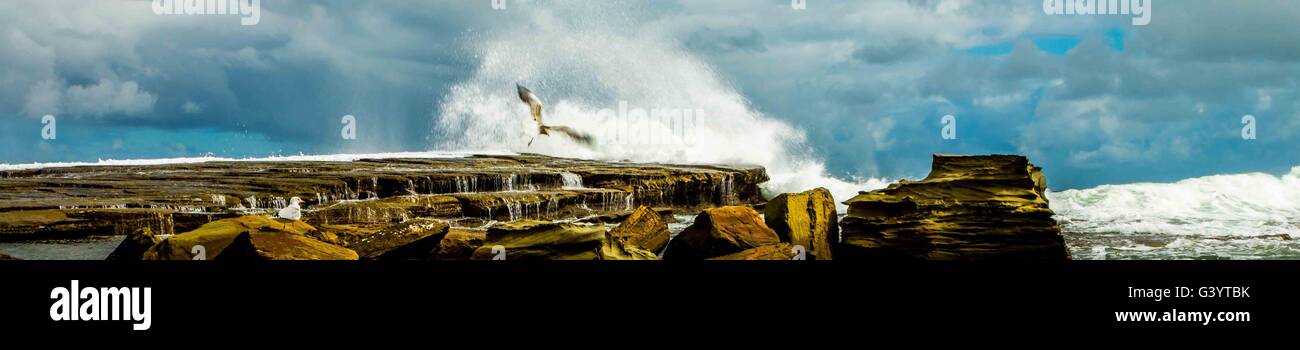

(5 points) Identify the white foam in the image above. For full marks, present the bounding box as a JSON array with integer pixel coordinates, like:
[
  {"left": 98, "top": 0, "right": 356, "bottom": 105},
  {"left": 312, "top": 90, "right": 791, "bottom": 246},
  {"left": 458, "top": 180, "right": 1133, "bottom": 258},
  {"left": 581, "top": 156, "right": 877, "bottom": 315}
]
[
  {"left": 432, "top": 3, "right": 887, "bottom": 208},
  {"left": 1048, "top": 166, "right": 1300, "bottom": 237}
]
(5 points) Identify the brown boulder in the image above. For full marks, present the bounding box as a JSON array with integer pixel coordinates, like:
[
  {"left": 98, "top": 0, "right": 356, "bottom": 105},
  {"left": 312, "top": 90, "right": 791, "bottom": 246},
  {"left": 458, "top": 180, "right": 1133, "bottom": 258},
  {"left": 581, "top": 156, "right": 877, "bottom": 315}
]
[
  {"left": 350, "top": 219, "right": 450, "bottom": 260},
  {"left": 765, "top": 188, "right": 838, "bottom": 260},
  {"left": 662, "top": 206, "right": 781, "bottom": 260},
  {"left": 608, "top": 206, "right": 670, "bottom": 253},
  {"left": 436, "top": 229, "right": 486, "bottom": 260}
]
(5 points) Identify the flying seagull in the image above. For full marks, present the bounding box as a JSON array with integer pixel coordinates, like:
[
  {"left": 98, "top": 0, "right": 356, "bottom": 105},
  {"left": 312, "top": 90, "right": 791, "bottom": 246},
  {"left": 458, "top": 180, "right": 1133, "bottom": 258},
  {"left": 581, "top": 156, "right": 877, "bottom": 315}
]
[{"left": 517, "top": 84, "right": 595, "bottom": 147}]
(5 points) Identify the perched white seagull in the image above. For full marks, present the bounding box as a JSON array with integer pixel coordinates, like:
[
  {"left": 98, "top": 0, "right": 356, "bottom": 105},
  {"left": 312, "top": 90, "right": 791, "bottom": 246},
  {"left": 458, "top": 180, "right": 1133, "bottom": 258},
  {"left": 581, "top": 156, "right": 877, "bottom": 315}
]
[
  {"left": 517, "top": 84, "right": 595, "bottom": 147},
  {"left": 277, "top": 197, "right": 303, "bottom": 221}
]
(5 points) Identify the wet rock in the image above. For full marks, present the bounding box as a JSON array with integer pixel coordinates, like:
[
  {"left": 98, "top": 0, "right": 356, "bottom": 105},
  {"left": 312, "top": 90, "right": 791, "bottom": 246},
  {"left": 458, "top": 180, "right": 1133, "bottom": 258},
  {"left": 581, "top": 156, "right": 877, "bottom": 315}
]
[
  {"left": 574, "top": 207, "right": 675, "bottom": 224},
  {"left": 707, "top": 243, "right": 797, "bottom": 260},
  {"left": 349, "top": 218, "right": 450, "bottom": 260},
  {"left": 0, "top": 154, "right": 768, "bottom": 243},
  {"left": 839, "top": 154, "right": 1070, "bottom": 260},
  {"left": 764, "top": 188, "right": 838, "bottom": 260},
  {"left": 0, "top": 252, "right": 18, "bottom": 260},
  {"left": 436, "top": 229, "right": 486, "bottom": 260},
  {"left": 608, "top": 206, "right": 671, "bottom": 253},
  {"left": 305, "top": 195, "right": 461, "bottom": 225},
  {"left": 663, "top": 206, "right": 782, "bottom": 260},
  {"left": 106, "top": 227, "right": 162, "bottom": 261},
  {"left": 470, "top": 220, "right": 605, "bottom": 260},
  {"left": 0, "top": 209, "right": 225, "bottom": 242},
  {"left": 141, "top": 216, "right": 339, "bottom": 260},
  {"left": 467, "top": 220, "right": 653, "bottom": 260}
]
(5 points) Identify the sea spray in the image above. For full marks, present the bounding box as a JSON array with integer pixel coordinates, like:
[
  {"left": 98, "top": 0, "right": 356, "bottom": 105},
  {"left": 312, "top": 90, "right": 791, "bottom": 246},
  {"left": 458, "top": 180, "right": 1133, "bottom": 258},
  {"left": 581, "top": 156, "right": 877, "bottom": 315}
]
[{"left": 432, "top": 2, "right": 888, "bottom": 208}]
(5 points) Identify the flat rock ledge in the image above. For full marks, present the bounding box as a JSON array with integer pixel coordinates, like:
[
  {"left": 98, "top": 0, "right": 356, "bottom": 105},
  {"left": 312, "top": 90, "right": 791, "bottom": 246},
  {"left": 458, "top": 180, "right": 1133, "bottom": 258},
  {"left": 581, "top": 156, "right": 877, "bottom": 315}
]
[{"left": 0, "top": 154, "right": 766, "bottom": 241}]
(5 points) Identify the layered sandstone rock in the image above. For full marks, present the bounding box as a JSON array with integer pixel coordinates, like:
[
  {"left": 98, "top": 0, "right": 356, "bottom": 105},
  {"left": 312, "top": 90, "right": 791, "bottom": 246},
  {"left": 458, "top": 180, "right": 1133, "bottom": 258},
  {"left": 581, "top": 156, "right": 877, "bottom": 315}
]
[
  {"left": 838, "top": 154, "right": 1069, "bottom": 260},
  {"left": 608, "top": 206, "right": 671, "bottom": 253},
  {"left": 0, "top": 154, "right": 766, "bottom": 241},
  {"left": 764, "top": 188, "right": 838, "bottom": 260},
  {"left": 662, "top": 206, "right": 782, "bottom": 260},
  {"left": 469, "top": 220, "right": 656, "bottom": 260}
]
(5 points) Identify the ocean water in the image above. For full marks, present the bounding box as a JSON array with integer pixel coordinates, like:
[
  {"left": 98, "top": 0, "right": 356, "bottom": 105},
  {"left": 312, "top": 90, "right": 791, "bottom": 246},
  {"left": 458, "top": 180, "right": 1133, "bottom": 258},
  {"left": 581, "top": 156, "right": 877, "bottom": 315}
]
[
  {"left": 1049, "top": 166, "right": 1300, "bottom": 260},
  {"left": 0, "top": 235, "right": 124, "bottom": 260}
]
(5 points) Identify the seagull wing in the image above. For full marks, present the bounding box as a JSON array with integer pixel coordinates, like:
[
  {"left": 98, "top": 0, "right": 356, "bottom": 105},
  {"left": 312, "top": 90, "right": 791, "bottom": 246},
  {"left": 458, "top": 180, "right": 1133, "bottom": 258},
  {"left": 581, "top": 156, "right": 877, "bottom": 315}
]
[
  {"left": 543, "top": 125, "right": 595, "bottom": 146},
  {"left": 517, "top": 85, "right": 544, "bottom": 126},
  {"left": 277, "top": 206, "right": 301, "bottom": 221}
]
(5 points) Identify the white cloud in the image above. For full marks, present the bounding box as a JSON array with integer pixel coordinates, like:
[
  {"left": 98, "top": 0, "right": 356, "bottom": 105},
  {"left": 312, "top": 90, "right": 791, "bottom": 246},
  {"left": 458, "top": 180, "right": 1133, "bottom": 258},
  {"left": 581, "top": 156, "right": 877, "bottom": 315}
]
[
  {"left": 22, "top": 79, "right": 63, "bottom": 117},
  {"left": 63, "top": 79, "right": 158, "bottom": 117}
]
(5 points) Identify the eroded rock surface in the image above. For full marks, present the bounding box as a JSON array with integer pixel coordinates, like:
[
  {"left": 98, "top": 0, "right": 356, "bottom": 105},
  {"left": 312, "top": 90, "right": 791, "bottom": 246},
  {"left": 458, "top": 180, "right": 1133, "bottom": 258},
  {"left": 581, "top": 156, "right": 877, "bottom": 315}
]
[{"left": 838, "top": 154, "right": 1070, "bottom": 260}]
